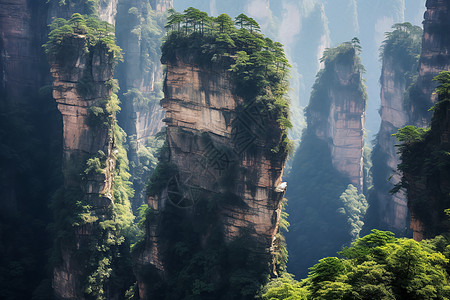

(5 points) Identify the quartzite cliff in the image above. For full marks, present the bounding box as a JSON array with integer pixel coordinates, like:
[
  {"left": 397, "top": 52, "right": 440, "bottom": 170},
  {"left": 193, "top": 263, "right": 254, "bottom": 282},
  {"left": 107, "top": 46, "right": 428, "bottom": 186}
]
[
  {"left": 286, "top": 42, "right": 368, "bottom": 278},
  {"left": 366, "top": 23, "right": 422, "bottom": 236},
  {"left": 134, "top": 28, "right": 290, "bottom": 297},
  {"left": 407, "top": 0, "right": 450, "bottom": 240}
]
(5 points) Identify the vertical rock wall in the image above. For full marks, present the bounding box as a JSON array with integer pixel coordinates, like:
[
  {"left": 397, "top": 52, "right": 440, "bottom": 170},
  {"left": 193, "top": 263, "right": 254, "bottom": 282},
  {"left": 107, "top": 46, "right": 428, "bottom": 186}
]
[
  {"left": 47, "top": 0, "right": 118, "bottom": 24},
  {"left": 366, "top": 23, "right": 422, "bottom": 236},
  {"left": 408, "top": 0, "right": 450, "bottom": 239},
  {"left": 161, "top": 60, "right": 286, "bottom": 241},
  {"left": 136, "top": 56, "right": 288, "bottom": 298},
  {"left": 49, "top": 35, "right": 117, "bottom": 300},
  {"left": 374, "top": 54, "right": 411, "bottom": 233},
  {"left": 308, "top": 48, "right": 366, "bottom": 191}
]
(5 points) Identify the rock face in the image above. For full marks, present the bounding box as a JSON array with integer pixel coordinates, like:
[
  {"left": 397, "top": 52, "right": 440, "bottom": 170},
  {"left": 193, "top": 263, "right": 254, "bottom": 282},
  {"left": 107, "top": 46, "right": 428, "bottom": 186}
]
[
  {"left": 115, "top": 0, "right": 171, "bottom": 209},
  {"left": 366, "top": 23, "right": 422, "bottom": 236},
  {"left": 162, "top": 60, "right": 286, "bottom": 240},
  {"left": 116, "top": 0, "right": 169, "bottom": 144},
  {"left": 413, "top": 0, "right": 450, "bottom": 126},
  {"left": 0, "top": 0, "right": 48, "bottom": 102},
  {"left": 136, "top": 56, "right": 288, "bottom": 298},
  {"left": 308, "top": 47, "right": 366, "bottom": 191},
  {"left": 407, "top": 0, "right": 450, "bottom": 239},
  {"left": 49, "top": 35, "right": 117, "bottom": 300},
  {"left": 372, "top": 55, "right": 411, "bottom": 233},
  {"left": 47, "top": 0, "right": 118, "bottom": 24},
  {"left": 286, "top": 42, "right": 367, "bottom": 278}
]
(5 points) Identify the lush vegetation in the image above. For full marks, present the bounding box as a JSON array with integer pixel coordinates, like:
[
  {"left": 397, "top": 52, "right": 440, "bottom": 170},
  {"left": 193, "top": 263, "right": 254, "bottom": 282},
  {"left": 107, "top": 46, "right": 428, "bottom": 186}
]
[
  {"left": 286, "top": 41, "right": 368, "bottom": 278},
  {"left": 392, "top": 71, "right": 450, "bottom": 237},
  {"left": 379, "top": 23, "right": 422, "bottom": 88},
  {"left": 306, "top": 39, "right": 366, "bottom": 117},
  {"left": 264, "top": 229, "right": 450, "bottom": 300},
  {"left": 161, "top": 8, "right": 291, "bottom": 147}
]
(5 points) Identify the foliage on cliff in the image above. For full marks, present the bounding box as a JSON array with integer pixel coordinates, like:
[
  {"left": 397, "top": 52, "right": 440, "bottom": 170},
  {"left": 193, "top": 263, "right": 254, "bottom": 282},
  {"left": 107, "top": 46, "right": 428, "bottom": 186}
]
[
  {"left": 393, "top": 71, "right": 450, "bottom": 237},
  {"left": 262, "top": 230, "right": 450, "bottom": 300},
  {"left": 364, "top": 22, "right": 422, "bottom": 235},
  {"left": 161, "top": 8, "right": 291, "bottom": 144},
  {"left": 286, "top": 41, "right": 367, "bottom": 278},
  {"left": 114, "top": 1, "right": 167, "bottom": 211},
  {"left": 44, "top": 14, "right": 138, "bottom": 298},
  {"left": 306, "top": 39, "right": 367, "bottom": 117},
  {"left": 379, "top": 23, "right": 422, "bottom": 87},
  {"left": 43, "top": 13, "right": 122, "bottom": 63},
  {"left": 133, "top": 8, "right": 291, "bottom": 300}
]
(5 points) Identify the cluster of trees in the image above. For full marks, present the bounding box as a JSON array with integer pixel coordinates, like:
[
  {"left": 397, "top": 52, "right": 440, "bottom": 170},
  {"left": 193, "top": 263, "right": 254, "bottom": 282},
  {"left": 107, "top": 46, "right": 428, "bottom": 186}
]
[
  {"left": 262, "top": 230, "right": 450, "bottom": 299},
  {"left": 307, "top": 41, "right": 366, "bottom": 117},
  {"left": 43, "top": 13, "right": 122, "bottom": 63},
  {"left": 380, "top": 23, "right": 422, "bottom": 85}
]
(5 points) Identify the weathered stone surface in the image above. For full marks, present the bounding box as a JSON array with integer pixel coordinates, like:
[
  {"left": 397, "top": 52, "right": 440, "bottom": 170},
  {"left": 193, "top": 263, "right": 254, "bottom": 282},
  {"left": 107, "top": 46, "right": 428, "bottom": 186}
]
[
  {"left": 0, "top": 0, "right": 48, "bottom": 101},
  {"left": 413, "top": 0, "right": 450, "bottom": 126},
  {"left": 49, "top": 35, "right": 116, "bottom": 300},
  {"left": 116, "top": 0, "right": 171, "bottom": 145},
  {"left": 47, "top": 0, "right": 118, "bottom": 25},
  {"left": 371, "top": 54, "right": 411, "bottom": 234},
  {"left": 136, "top": 57, "right": 287, "bottom": 296},
  {"left": 407, "top": 0, "right": 450, "bottom": 239},
  {"left": 161, "top": 60, "right": 286, "bottom": 240},
  {"left": 310, "top": 57, "right": 366, "bottom": 191}
]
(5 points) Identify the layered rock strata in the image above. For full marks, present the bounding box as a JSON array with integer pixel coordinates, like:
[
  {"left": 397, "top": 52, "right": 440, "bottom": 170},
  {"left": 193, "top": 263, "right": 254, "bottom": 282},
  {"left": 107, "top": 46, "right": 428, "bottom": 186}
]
[
  {"left": 49, "top": 34, "right": 117, "bottom": 300},
  {"left": 136, "top": 57, "right": 288, "bottom": 298},
  {"left": 367, "top": 23, "right": 422, "bottom": 236},
  {"left": 412, "top": 0, "right": 450, "bottom": 126},
  {"left": 308, "top": 47, "right": 366, "bottom": 191},
  {"left": 373, "top": 55, "right": 411, "bottom": 234},
  {"left": 408, "top": 0, "right": 450, "bottom": 239}
]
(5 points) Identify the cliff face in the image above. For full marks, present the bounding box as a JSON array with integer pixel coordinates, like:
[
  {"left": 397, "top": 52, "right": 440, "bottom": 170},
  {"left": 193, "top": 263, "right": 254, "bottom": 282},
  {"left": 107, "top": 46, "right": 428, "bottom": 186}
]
[
  {"left": 162, "top": 60, "right": 286, "bottom": 241},
  {"left": 49, "top": 34, "right": 117, "bottom": 300},
  {"left": 136, "top": 54, "right": 288, "bottom": 298},
  {"left": 373, "top": 55, "right": 410, "bottom": 233},
  {"left": 308, "top": 48, "right": 366, "bottom": 191},
  {"left": 286, "top": 42, "right": 368, "bottom": 278},
  {"left": 397, "top": 72, "right": 450, "bottom": 240},
  {"left": 0, "top": 0, "right": 48, "bottom": 102},
  {"left": 365, "top": 23, "right": 422, "bottom": 236},
  {"left": 407, "top": 0, "right": 450, "bottom": 239},
  {"left": 47, "top": 0, "right": 118, "bottom": 24},
  {"left": 412, "top": 0, "right": 450, "bottom": 126},
  {"left": 0, "top": 2, "right": 63, "bottom": 298},
  {"left": 116, "top": 0, "right": 169, "bottom": 144}
]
